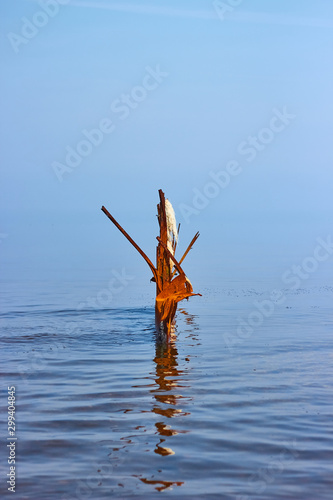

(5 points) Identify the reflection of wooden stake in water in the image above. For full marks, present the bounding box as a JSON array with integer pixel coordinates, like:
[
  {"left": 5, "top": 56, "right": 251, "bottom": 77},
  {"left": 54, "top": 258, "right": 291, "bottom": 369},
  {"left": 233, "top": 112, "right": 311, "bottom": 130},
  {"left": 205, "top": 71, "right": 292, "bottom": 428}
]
[{"left": 101, "top": 189, "right": 201, "bottom": 335}]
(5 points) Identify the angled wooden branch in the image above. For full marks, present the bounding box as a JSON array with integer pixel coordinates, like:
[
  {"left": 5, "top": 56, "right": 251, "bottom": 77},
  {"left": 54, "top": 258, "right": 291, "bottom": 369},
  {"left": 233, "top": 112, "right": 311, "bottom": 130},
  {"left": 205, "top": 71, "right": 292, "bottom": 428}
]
[
  {"left": 170, "top": 231, "right": 200, "bottom": 278},
  {"left": 178, "top": 232, "right": 200, "bottom": 266},
  {"left": 101, "top": 205, "right": 160, "bottom": 287},
  {"left": 156, "top": 237, "right": 186, "bottom": 278}
]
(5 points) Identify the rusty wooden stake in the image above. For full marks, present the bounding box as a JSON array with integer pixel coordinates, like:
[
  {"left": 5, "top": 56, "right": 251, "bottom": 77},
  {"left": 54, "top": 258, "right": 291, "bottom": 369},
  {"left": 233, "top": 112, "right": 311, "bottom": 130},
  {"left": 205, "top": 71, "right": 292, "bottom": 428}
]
[{"left": 101, "top": 189, "right": 201, "bottom": 336}]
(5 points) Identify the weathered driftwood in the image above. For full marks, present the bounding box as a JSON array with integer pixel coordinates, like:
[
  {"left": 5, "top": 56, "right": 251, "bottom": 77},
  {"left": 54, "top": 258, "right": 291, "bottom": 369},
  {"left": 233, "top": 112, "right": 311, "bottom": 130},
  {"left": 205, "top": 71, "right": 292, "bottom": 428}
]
[{"left": 101, "top": 189, "right": 200, "bottom": 335}]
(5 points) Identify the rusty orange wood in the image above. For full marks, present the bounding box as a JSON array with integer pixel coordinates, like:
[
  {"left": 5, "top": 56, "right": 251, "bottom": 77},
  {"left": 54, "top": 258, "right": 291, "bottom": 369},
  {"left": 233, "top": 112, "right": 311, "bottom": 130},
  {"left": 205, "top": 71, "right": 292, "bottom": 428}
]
[{"left": 101, "top": 189, "right": 200, "bottom": 336}]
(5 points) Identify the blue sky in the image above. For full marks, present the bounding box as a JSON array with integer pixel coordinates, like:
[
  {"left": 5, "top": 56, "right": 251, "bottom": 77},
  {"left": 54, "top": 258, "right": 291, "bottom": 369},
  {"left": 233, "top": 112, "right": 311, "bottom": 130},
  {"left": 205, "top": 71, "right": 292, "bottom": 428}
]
[{"left": 1, "top": 0, "right": 333, "bottom": 286}]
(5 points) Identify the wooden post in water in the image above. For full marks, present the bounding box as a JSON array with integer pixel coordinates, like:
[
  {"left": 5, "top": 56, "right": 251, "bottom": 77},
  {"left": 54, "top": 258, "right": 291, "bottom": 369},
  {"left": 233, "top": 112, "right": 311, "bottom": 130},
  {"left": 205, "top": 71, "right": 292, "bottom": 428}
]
[{"left": 101, "top": 189, "right": 201, "bottom": 336}]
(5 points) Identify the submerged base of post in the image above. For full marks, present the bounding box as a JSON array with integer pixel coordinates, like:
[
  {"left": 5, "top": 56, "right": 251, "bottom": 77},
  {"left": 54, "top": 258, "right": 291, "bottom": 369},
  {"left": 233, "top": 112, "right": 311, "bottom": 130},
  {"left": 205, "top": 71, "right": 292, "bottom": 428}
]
[{"left": 155, "top": 298, "right": 178, "bottom": 336}]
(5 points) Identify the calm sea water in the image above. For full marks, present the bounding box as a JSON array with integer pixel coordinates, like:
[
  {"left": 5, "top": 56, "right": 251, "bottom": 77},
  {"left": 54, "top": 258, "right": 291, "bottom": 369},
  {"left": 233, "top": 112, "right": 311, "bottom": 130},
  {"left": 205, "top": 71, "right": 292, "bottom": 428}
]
[{"left": 1, "top": 278, "right": 333, "bottom": 499}]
